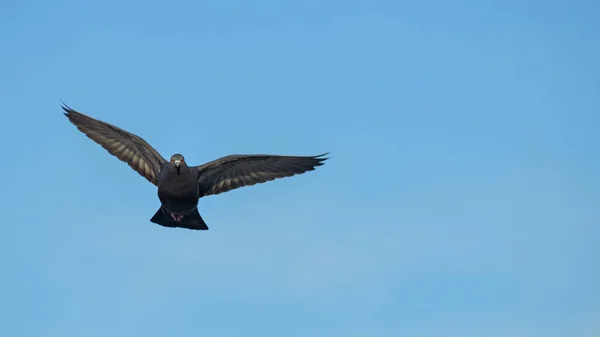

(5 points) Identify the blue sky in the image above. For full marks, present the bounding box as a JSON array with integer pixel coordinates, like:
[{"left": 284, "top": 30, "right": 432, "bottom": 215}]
[{"left": 1, "top": 0, "right": 599, "bottom": 336}]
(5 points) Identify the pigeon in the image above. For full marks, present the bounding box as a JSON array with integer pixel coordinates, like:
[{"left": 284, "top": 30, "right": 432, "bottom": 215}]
[{"left": 62, "top": 103, "right": 329, "bottom": 230}]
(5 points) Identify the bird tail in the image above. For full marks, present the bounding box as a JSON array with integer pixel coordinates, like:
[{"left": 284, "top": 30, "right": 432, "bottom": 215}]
[
  {"left": 150, "top": 207, "right": 209, "bottom": 230},
  {"left": 186, "top": 209, "right": 209, "bottom": 230}
]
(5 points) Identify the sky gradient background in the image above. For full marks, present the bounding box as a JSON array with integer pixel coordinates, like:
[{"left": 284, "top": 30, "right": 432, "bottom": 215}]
[{"left": 1, "top": 0, "right": 599, "bottom": 336}]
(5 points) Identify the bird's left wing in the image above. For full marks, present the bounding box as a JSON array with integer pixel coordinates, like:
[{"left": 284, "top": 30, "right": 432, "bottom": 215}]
[
  {"left": 62, "top": 104, "right": 167, "bottom": 186},
  {"left": 194, "top": 153, "right": 329, "bottom": 197}
]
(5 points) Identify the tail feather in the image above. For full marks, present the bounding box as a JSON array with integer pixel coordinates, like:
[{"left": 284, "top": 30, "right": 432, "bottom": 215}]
[{"left": 150, "top": 207, "right": 209, "bottom": 230}]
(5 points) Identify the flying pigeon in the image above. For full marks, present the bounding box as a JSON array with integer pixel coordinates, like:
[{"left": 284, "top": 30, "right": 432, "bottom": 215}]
[{"left": 62, "top": 103, "right": 329, "bottom": 230}]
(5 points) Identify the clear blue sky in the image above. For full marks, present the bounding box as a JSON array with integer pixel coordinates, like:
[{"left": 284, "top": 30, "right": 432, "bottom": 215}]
[{"left": 1, "top": 0, "right": 598, "bottom": 336}]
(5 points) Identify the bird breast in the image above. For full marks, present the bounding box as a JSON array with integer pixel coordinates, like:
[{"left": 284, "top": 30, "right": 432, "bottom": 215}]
[{"left": 158, "top": 178, "right": 198, "bottom": 199}]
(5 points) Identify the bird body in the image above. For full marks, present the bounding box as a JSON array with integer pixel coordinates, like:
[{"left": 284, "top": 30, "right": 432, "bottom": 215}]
[
  {"left": 62, "top": 103, "right": 328, "bottom": 230},
  {"left": 157, "top": 160, "right": 199, "bottom": 213},
  {"left": 153, "top": 158, "right": 207, "bottom": 229}
]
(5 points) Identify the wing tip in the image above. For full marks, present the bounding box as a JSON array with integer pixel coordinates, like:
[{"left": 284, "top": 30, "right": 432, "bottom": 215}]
[
  {"left": 313, "top": 152, "right": 330, "bottom": 165},
  {"left": 60, "top": 99, "right": 77, "bottom": 117}
]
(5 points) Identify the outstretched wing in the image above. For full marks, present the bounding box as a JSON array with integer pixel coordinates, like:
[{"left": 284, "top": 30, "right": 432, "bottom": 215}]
[
  {"left": 194, "top": 153, "right": 329, "bottom": 197},
  {"left": 62, "top": 103, "right": 167, "bottom": 186}
]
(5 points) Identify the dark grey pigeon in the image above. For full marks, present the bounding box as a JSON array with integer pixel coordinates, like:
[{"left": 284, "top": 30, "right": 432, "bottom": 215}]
[{"left": 62, "top": 103, "right": 329, "bottom": 230}]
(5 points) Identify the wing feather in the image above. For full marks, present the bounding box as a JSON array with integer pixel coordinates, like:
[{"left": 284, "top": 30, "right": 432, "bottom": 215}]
[
  {"left": 194, "top": 153, "right": 329, "bottom": 197},
  {"left": 62, "top": 103, "right": 167, "bottom": 185}
]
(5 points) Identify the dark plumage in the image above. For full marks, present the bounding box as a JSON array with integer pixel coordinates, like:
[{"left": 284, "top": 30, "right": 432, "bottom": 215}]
[{"left": 62, "top": 103, "right": 329, "bottom": 230}]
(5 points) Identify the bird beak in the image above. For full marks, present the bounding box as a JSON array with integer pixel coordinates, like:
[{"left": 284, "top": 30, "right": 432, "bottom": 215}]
[{"left": 174, "top": 160, "right": 181, "bottom": 174}]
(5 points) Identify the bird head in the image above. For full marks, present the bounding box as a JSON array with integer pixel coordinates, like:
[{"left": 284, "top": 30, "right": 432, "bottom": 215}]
[{"left": 170, "top": 154, "right": 185, "bottom": 174}]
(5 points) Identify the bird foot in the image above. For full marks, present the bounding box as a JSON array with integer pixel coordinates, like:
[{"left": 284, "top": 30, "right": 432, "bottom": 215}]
[{"left": 170, "top": 213, "right": 184, "bottom": 222}]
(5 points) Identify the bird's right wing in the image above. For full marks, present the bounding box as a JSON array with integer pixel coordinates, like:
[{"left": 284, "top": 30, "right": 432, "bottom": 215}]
[
  {"left": 194, "top": 153, "right": 329, "bottom": 197},
  {"left": 63, "top": 103, "right": 167, "bottom": 186}
]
